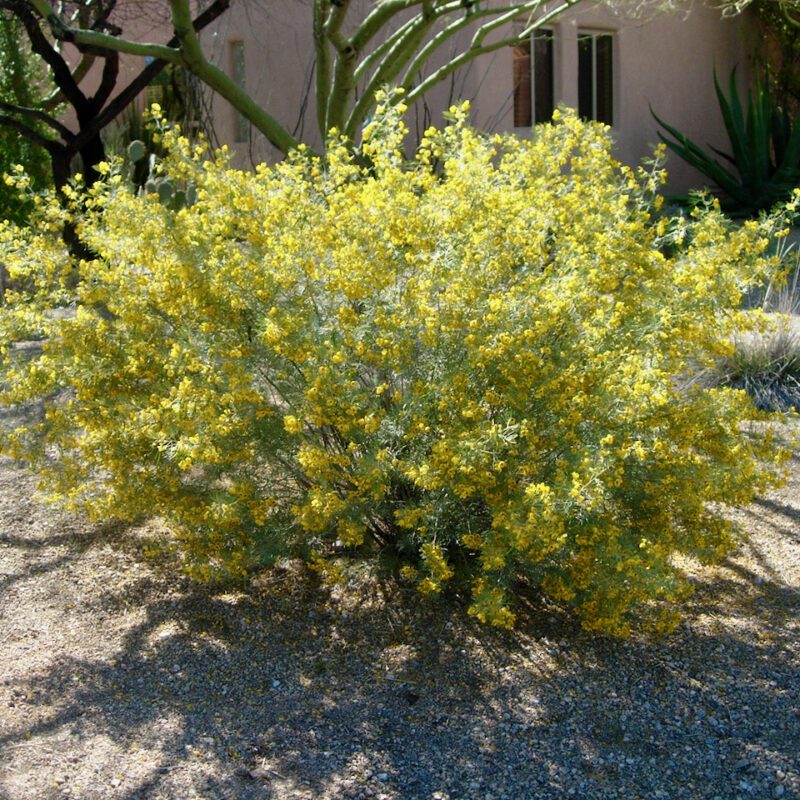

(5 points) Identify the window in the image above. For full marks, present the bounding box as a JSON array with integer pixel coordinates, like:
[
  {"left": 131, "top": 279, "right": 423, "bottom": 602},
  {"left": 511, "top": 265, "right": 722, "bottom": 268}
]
[
  {"left": 577, "top": 31, "right": 613, "bottom": 125},
  {"left": 512, "top": 41, "right": 531, "bottom": 127},
  {"left": 230, "top": 41, "right": 249, "bottom": 143},
  {"left": 512, "top": 29, "right": 554, "bottom": 127}
]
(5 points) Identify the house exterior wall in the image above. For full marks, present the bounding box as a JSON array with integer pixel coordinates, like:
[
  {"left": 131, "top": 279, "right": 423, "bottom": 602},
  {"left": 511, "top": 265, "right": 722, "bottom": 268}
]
[
  {"left": 198, "top": 1, "right": 755, "bottom": 193},
  {"left": 466, "top": 4, "right": 757, "bottom": 192}
]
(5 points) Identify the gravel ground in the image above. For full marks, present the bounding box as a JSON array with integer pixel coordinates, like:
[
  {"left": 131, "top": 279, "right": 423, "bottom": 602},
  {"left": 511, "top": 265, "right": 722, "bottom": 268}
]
[{"left": 0, "top": 424, "right": 799, "bottom": 800}]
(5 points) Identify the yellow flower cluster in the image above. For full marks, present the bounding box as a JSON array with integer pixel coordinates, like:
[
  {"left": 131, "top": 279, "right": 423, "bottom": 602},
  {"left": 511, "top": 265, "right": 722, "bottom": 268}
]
[{"left": 0, "top": 104, "right": 789, "bottom": 633}]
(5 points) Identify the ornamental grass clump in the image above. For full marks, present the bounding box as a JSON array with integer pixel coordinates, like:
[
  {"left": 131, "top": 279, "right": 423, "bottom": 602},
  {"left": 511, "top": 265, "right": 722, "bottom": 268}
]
[
  {"left": 0, "top": 102, "right": 790, "bottom": 635},
  {"left": 712, "top": 325, "right": 800, "bottom": 412}
]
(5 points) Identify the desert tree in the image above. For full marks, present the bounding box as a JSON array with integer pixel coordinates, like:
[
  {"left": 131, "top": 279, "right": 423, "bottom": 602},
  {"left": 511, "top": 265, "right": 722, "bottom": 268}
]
[
  {"left": 0, "top": 0, "right": 230, "bottom": 193},
  {"left": 23, "top": 0, "right": 587, "bottom": 157}
]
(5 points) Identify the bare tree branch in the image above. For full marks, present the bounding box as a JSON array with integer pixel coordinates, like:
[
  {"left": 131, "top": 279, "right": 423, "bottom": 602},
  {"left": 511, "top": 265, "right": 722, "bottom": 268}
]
[
  {"left": 314, "top": 0, "right": 332, "bottom": 136},
  {"left": 89, "top": 49, "right": 119, "bottom": 112},
  {"left": 354, "top": 13, "right": 420, "bottom": 83},
  {"left": 0, "top": 112, "right": 59, "bottom": 152},
  {"left": 325, "top": 0, "right": 358, "bottom": 131},
  {"left": 168, "top": 0, "right": 301, "bottom": 154},
  {"left": 5, "top": 0, "right": 608, "bottom": 165},
  {"left": 347, "top": 7, "right": 440, "bottom": 137},
  {"left": 405, "top": 0, "right": 581, "bottom": 107},
  {"left": 27, "top": 0, "right": 180, "bottom": 59},
  {"left": 6, "top": 0, "right": 87, "bottom": 111},
  {"left": 0, "top": 99, "right": 71, "bottom": 137},
  {"left": 400, "top": 1, "right": 538, "bottom": 87},
  {"left": 70, "top": 0, "right": 230, "bottom": 153}
]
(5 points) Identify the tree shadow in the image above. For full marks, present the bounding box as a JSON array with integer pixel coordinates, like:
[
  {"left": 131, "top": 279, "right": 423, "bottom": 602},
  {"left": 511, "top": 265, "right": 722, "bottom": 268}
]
[
  {"left": 0, "top": 543, "right": 797, "bottom": 800},
  {"left": 0, "top": 469, "right": 798, "bottom": 799},
  {"left": 0, "top": 520, "right": 135, "bottom": 600},
  {"left": 750, "top": 496, "right": 800, "bottom": 540}
]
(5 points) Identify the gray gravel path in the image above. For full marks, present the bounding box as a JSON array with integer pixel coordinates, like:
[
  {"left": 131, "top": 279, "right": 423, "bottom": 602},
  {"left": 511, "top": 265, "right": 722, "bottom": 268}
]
[{"left": 0, "top": 434, "right": 799, "bottom": 800}]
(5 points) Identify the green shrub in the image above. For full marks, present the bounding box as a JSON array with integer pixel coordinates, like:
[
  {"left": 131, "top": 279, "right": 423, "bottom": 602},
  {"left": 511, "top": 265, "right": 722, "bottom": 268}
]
[{"left": 0, "top": 103, "right": 790, "bottom": 635}]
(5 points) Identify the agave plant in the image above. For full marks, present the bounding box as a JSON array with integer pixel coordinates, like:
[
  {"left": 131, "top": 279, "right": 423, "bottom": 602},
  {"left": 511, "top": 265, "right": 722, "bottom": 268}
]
[{"left": 653, "top": 69, "right": 800, "bottom": 216}]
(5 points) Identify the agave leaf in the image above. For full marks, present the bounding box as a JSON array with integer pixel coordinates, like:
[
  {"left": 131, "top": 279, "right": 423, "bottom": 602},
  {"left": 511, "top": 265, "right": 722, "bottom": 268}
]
[
  {"left": 774, "top": 130, "right": 800, "bottom": 175},
  {"left": 772, "top": 108, "right": 792, "bottom": 165},
  {"left": 652, "top": 107, "right": 747, "bottom": 202},
  {"left": 770, "top": 110, "right": 800, "bottom": 197},
  {"left": 654, "top": 68, "right": 800, "bottom": 215},
  {"left": 714, "top": 68, "right": 753, "bottom": 188},
  {"left": 749, "top": 73, "right": 773, "bottom": 191},
  {"left": 707, "top": 144, "right": 737, "bottom": 167},
  {"left": 765, "top": 168, "right": 800, "bottom": 209}
]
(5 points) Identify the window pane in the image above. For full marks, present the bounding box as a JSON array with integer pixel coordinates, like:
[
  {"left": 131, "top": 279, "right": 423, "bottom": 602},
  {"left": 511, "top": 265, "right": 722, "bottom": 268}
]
[
  {"left": 595, "top": 34, "right": 613, "bottom": 125},
  {"left": 577, "top": 34, "right": 593, "bottom": 121},
  {"left": 533, "top": 30, "right": 554, "bottom": 123},
  {"left": 512, "top": 41, "right": 532, "bottom": 127}
]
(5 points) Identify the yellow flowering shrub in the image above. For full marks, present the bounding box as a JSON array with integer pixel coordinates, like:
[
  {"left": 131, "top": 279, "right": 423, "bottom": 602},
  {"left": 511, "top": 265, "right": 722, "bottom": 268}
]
[{"left": 0, "top": 103, "right": 789, "bottom": 635}]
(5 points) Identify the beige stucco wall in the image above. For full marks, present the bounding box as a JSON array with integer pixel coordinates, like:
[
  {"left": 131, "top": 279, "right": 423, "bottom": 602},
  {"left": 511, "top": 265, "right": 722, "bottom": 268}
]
[
  {"left": 198, "top": 0, "right": 318, "bottom": 159},
  {"left": 197, "top": 0, "right": 470, "bottom": 161},
  {"left": 465, "top": 4, "right": 757, "bottom": 192},
  {"left": 63, "top": 1, "right": 753, "bottom": 193},
  {"left": 198, "top": 0, "right": 755, "bottom": 194}
]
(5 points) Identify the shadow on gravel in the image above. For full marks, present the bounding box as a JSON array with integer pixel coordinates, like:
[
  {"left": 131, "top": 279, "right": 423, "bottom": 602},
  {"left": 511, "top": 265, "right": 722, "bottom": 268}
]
[
  {"left": 0, "top": 489, "right": 798, "bottom": 799},
  {"left": 748, "top": 497, "right": 800, "bottom": 544},
  {"left": 0, "top": 521, "right": 134, "bottom": 600}
]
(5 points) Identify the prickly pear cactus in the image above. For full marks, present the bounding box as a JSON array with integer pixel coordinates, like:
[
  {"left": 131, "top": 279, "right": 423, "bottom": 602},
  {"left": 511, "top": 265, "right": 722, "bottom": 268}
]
[{"left": 127, "top": 138, "right": 194, "bottom": 210}]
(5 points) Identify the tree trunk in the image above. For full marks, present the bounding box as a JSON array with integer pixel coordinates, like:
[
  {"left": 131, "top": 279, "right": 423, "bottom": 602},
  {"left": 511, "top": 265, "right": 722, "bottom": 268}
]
[
  {"left": 77, "top": 130, "right": 106, "bottom": 188},
  {"left": 50, "top": 148, "right": 94, "bottom": 275},
  {"left": 0, "top": 260, "right": 8, "bottom": 305}
]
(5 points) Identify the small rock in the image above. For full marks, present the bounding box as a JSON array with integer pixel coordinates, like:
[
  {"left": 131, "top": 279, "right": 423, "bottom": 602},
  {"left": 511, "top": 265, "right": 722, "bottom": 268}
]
[
  {"left": 376, "top": 772, "right": 388, "bottom": 782},
  {"left": 272, "top": 679, "right": 281, "bottom": 688},
  {"left": 774, "top": 786, "right": 785, "bottom": 798},
  {"left": 250, "top": 766, "right": 283, "bottom": 781}
]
